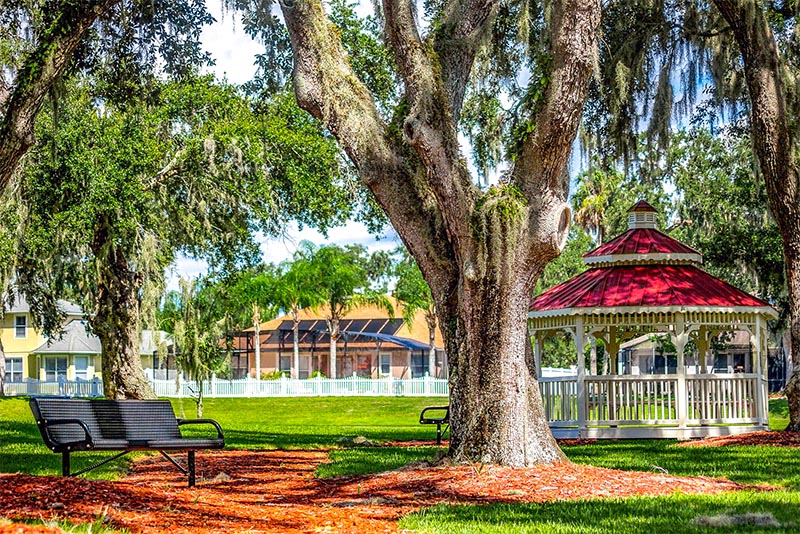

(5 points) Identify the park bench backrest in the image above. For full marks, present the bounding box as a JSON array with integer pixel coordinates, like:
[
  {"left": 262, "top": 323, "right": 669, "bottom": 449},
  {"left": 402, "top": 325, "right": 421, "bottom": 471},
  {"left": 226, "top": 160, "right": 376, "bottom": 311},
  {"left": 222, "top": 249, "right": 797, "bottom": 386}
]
[{"left": 30, "top": 398, "right": 182, "bottom": 447}]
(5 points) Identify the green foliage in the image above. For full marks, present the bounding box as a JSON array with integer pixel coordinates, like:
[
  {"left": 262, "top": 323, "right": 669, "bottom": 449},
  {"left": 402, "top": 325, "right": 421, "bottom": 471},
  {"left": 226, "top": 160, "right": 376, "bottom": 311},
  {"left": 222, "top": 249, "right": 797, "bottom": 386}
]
[
  {"left": 328, "top": 0, "right": 398, "bottom": 114},
  {"left": 303, "top": 242, "right": 395, "bottom": 322},
  {"left": 394, "top": 248, "right": 435, "bottom": 332},
  {"left": 475, "top": 184, "right": 528, "bottom": 222},
  {"left": 172, "top": 279, "right": 227, "bottom": 380},
  {"left": 668, "top": 129, "right": 784, "bottom": 306}
]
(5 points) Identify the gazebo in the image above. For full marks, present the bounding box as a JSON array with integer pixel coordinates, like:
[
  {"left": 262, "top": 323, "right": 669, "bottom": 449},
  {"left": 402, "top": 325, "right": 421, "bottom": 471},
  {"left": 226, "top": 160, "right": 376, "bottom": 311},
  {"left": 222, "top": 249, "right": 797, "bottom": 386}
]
[{"left": 529, "top": 201, "right": 777, "bottom": 439}]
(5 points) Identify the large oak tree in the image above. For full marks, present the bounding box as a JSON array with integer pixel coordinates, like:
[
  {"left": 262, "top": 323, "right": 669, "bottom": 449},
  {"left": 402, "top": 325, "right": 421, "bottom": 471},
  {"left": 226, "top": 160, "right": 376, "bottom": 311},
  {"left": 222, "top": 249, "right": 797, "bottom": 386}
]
[{"left": 271, "top": 0, "right": 600, "bottom": 464}]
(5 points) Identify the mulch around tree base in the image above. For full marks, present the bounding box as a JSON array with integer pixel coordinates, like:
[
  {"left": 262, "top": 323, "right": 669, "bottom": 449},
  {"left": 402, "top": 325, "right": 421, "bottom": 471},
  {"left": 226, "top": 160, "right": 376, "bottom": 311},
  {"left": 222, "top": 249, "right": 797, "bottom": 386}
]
[
  {"left": 0, "top": 449, "right": 760, "bottom": 534},
  {"left": 677, "top": 430, "right": 800, "bottom": 448}
]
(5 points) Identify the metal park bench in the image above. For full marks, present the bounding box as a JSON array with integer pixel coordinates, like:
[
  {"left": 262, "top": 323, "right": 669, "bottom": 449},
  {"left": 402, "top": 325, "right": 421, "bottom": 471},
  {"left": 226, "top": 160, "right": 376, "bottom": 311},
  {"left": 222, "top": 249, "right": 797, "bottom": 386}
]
[
  {"left": 419, "top": 405, "right": 449, "bottom": 445},
  {"left": 30, "top": 398, "right": 224, "bottom": 487}
]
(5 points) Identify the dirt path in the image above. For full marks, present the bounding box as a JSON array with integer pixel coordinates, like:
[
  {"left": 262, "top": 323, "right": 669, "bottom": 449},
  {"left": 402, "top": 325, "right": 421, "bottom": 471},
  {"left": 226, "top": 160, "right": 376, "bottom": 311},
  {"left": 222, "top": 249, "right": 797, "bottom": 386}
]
[{"left": 0, "top": 449, "right": 756, "bottom": 533}]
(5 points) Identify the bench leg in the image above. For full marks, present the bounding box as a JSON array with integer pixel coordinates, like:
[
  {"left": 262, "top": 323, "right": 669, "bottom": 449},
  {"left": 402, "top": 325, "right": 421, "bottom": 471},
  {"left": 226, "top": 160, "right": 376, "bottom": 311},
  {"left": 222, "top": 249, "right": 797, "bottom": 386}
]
[
  {"left": 62, "top": 451, "right": 70, "bottom": 477},
  {"left": 188, "top": 450, "right": 196, "bottom": 487},
  {"left": 436, "top": 424, "right": 442, "bottom": 446}
]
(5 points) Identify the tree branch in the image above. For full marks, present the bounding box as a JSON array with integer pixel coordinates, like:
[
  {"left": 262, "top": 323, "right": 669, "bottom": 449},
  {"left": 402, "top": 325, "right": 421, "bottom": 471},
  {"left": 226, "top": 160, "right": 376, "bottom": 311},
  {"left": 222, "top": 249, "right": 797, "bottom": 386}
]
[
  {"left": 0, "top": 0, "right": 120, "bottom": 192},
  {"left": 711, "top": 0, "right": 799, "bottom": 212},
  {"left": 433, "top": 0, "right": 500, "bottom": 122},
  {"left": 511, "top": 0, "right": 600, "bottom": 253},
  {"left": 382, "top": 0, "right": 477, "bottom": 256},
  {"left": 0, "top": 77, "right": 10, "bottom": 111},
  {"left": 279, "top": 0, "right": 457, "bottom": 290}
]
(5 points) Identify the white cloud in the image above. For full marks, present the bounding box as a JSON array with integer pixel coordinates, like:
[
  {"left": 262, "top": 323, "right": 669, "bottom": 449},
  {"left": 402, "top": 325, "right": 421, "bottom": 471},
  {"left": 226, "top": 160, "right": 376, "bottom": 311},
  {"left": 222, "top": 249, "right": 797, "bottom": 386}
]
[{"left": 200, "top": 2, "right": 263, "bottom": 85}]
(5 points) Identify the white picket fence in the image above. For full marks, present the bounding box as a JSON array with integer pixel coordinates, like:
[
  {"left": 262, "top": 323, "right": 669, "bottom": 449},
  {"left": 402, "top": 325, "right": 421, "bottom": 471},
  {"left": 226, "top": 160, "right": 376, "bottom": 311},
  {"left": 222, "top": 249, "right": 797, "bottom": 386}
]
[
  {"left": 4, "top": 367, "right": 575, "bottom": 399},
  {"left": 150, "top": 373, "right": 450, "bottom": 398}
]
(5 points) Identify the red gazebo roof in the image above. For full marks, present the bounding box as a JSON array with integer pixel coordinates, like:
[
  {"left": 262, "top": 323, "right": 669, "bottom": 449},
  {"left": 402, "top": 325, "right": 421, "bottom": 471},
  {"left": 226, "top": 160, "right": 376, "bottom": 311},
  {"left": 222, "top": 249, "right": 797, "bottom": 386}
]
[
  {"left": 584, "top": 228, "right": 702, "bottom": 264},
  {"left": 530, "top": 264, "right": 773, "bottom": 314},
  {"left": 530, "top": 201, "right": 776, "bottom": 318}
]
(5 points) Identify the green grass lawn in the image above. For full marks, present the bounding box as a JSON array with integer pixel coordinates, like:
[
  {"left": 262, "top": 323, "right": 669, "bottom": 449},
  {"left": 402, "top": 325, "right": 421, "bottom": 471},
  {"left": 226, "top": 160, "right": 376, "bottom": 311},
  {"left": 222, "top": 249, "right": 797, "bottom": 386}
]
[{"left": 1, "top": 395, "right": 797, "bottom": 532}]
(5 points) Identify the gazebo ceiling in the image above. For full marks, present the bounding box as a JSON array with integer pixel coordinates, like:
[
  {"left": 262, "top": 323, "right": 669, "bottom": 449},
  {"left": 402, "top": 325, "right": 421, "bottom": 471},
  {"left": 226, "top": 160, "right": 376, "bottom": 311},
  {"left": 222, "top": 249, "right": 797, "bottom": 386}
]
[{"left": 529, "top": 201, "right": 778, "bottom": 328}]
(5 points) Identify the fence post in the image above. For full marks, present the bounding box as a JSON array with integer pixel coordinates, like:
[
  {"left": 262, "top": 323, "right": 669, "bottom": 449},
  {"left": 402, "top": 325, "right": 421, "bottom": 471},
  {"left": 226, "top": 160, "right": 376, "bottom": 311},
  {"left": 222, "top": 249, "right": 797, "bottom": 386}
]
[
  {"left": 91, "top": 377, "right": 101, "bottom": 397},
  {"left": 424, "top": 372, "right": 430, "bottom": 396},
  {"left": 211, "top": 373, "right": 217, "bottom": 398},
  {"left": 177, "top": 373, "right": 184, "bottom": 399}
]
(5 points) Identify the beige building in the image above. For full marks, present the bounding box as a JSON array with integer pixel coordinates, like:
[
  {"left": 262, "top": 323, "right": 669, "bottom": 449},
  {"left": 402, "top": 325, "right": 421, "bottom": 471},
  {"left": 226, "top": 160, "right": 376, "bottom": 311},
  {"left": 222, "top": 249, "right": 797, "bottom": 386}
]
[{"left": 232, "top": 298, "right": 446, "bottom": 380}]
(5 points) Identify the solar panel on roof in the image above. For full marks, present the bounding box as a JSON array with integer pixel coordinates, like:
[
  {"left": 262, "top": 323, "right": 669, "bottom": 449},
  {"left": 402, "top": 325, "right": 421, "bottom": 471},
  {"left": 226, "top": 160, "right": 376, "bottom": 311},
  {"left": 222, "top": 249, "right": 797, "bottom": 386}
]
[
  {"left": 362, "top": 319, "right": 387, "bottom": 333},
  {"left": 347, "top": 319, "right": 370, "bottom": 332},
  {"left": 380, "top": 319, "right": 403, "bottom": 334}
]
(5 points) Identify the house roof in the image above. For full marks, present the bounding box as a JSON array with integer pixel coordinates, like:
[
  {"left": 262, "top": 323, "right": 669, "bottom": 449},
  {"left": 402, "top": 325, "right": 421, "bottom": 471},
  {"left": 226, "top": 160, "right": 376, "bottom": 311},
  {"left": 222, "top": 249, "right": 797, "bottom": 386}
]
[
  {"left": 234, "top": 297, "right": 443, "bottom": 352},
  {"left": 254, "top": 296, "right": 444, "bottom": 348},
  {"left": 33, "top": 319, "right": 170, "bottom": 355},
  {"left": 33, "top": 319, "right": 101, "bottom": 354},
  {"left": 3, "top": 292, "right": 83, "bottom": 315}
]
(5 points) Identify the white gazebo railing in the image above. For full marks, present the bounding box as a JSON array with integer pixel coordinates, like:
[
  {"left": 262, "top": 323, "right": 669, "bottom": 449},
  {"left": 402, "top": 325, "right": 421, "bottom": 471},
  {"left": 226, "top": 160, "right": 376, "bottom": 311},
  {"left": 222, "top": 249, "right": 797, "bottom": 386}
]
[{"left": 539, "top": 372, "right": 766, "bottom": 439}]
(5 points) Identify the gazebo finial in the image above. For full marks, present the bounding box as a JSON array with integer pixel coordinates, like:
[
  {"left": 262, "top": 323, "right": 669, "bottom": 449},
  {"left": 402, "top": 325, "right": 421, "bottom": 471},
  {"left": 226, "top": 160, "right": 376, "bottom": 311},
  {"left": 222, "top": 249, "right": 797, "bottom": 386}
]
[{"left": 627, "top": 200, "right": 658, "bottom": 229}]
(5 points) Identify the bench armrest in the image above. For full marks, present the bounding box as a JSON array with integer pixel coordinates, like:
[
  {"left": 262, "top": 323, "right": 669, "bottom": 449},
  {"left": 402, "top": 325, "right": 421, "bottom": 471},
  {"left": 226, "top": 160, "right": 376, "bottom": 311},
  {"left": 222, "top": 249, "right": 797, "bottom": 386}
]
[
  {"left": 177, "top": 418, "right": 224, "bottom": 440},
  {"left": 420, "top": 406, "right": 449, "bottom": 424},
  {"left": 42, "top": 418, "right": 94, "bottom": 447}
]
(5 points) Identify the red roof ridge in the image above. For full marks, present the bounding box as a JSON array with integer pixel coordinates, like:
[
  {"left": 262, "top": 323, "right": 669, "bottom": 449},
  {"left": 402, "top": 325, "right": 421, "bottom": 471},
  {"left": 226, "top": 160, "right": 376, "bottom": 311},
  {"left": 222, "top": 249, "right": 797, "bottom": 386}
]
[{"left": 628, "top": 200, "right": 657, "bottom": 212}]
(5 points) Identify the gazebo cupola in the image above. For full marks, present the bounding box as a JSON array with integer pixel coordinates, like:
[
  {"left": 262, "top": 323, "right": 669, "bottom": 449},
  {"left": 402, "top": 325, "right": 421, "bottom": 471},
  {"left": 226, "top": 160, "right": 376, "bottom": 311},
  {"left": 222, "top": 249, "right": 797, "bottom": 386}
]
[{"left": 528, "top": 201, "right": 777, "bottom": 440}]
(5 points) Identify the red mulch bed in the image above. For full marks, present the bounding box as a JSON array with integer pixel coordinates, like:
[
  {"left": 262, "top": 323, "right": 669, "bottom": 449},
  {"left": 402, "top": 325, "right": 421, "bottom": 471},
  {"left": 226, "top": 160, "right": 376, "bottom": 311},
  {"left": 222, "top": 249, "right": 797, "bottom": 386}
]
[
  {"left": 0, "top": 448, "right": 759, "bottom": 534},
  {"left": 678, "top": 430, "right": 800, "bottom": 448}
]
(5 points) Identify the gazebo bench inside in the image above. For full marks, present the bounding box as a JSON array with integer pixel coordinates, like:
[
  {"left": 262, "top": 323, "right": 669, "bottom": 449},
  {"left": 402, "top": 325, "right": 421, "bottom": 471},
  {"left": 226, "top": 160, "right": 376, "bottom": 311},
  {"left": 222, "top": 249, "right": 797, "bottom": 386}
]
[{"left": 30, "top": 398, "right": 224, "bottom": 487}]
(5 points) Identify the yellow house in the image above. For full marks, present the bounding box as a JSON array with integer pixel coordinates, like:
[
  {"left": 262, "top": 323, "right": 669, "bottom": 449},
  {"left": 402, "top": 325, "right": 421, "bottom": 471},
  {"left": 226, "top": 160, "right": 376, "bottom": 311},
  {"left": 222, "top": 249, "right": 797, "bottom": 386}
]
[
  {"left": 30, "top": 319, "right": 103, "bottom": 381},
  {"left": 1, "top": 293, "right": 84, "bottom": 383}
]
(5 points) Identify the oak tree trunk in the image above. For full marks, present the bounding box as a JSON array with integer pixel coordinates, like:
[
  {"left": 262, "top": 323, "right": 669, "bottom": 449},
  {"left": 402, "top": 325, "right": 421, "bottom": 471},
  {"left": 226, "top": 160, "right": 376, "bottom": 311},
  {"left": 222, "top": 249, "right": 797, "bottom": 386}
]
[
  {"left": 712, "top": 0, "right": 800, "bottom": 430},
  {"left": 90, "top": 225, "right": 155, "bottom": 400},
  {"left": 445, "top": 266, "right": 564, "bottom": 464},
  {"left": 279, "top": 0, "right": 599, "bottom": 463}
]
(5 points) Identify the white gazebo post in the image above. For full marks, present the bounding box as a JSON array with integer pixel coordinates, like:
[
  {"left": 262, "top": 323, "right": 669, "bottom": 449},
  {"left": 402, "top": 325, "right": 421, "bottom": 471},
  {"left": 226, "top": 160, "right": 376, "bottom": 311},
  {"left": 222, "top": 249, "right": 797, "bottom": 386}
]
[
  {"left": 533, "top": 330, "right": 543, "bottom": 379},
  {"left": 753, "top": 315, "right": 767, "bottom": 426},
  {"left": 573, "top": 317, "right": 587, "bottom": 431},
  {"left": 696, "top": 325, "right": 709, "bottom": 374},
  {"left": 673, "top": 313, "right": 689, "bottom": 429}
]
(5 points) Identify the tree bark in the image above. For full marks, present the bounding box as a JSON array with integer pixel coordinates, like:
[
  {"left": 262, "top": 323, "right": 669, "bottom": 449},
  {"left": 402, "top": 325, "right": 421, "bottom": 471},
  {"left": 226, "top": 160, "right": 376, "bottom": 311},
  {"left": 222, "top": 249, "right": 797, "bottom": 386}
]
[
  {"left": 90, "top": 224, "right": 156, "bottom": 400},
  {"left": 279, "top": 0, "right": 599, "bottom": 464},
  {"left": 0, "top": 338, "right": 6, "bottom": 396},
  {"left": 0, "top": 0, "right": 120, "bottom": 191},
  {"left": 328, "top": 317, "right": 340, "bottom": 378},
  {"left": 712, "top": 0, "right": 800, "bottom": 430},
  {"left": 427, "top": 310, "right": 437, "bottom": 377}
]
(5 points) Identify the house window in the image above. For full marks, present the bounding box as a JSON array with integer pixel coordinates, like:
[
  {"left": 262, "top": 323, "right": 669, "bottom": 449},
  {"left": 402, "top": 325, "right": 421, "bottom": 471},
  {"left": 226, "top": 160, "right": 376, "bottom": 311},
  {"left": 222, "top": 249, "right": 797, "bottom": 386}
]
[
  {"left": 14, "top": 316, "right": 27, "bottom": 338},
  {"left": 379, "top": 353, "right": 391, "bottom": 376},
  {"left": 74, "top": 356, "right": 89, "bottom": 380},
  {"left": 4, "top": 357, "right": 22, "bottom": 383},
  {"left": 279, "top": 354, "right": 292, "bottom": 375},
  {"left": 299, "top": 355, "right": 310, "bottom": 379},
  {"left": 411, "top": 352, "right": 426, "bottom": 378},
  {"left": 45, "top": 357, "right": 68, "bottom": 381}
]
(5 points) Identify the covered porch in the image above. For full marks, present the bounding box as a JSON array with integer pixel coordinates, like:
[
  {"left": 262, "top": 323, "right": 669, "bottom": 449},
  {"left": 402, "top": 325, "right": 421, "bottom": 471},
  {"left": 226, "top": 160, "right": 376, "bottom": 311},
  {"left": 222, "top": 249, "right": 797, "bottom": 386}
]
[{"left": 529, "top": 202, "right": 777, "bottom": 439}]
